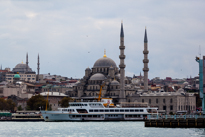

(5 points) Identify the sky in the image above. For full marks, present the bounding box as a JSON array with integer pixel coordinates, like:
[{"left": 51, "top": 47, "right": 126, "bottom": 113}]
[{"left": 0, "top": 0, "right": 205, "bottom": 80}]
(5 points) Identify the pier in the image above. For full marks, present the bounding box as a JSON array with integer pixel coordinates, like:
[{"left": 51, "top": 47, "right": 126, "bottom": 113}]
[{"left": 145, "top": 115, "right": 205, "bottom": 128}]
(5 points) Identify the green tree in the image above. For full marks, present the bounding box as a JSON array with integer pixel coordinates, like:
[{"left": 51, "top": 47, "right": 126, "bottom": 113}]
[
  {"left": 0, "top": 98, "right": 15, "bottom": 111},
  {"left": 27, "top": 94, "right": 48, "bottom": 110},
  {"left": 59, "top": 97, "right": 73, "bottom": 107},
  {"left": 6, "top": 99, "right": 16, "bottom": 112},
  {"left": 17, "top": 105, "right": 23, "bottom": 111}
]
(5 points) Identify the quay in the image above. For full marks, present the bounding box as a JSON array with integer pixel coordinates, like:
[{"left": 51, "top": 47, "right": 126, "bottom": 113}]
[{"left": 145, "top": 115, "right": 205, "bottom": 128}]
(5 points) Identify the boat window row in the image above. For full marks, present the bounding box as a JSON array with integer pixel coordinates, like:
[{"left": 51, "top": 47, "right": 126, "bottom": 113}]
[
  {"left": 89, "top": 109, "right": 144, "bottom": 112},
  {"left": 70, "top": 114, "right": 103, "bottom": 118},
  {"left": 125, "top": 114, "right": 146, "bottom": 118},
  {"left": 70, "top": 104, "right": 88, "bottom": 106},
  {"left": 62, "top": 109, "right": 75, "bottom": 112},
  {"left": 89, "top": 104, "right": 102, "bottom": 106},
  {"left": 14, "top": 116, "right": 41, "bottom": 118}
]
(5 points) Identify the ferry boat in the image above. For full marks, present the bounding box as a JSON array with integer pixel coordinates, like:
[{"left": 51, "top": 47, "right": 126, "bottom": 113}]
[
  {"left": 12, "top": 111, "right": 44, "bottom": 121},
  {"left": 41, "top": 98, "right": 158, "bottom": 122}
]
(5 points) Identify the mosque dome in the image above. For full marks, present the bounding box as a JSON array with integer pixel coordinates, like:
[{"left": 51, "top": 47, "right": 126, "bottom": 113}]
[
  {"left": 13, "top": 63, "right": 32, "bottom": 73},
  {"left": 90, "top": 73, "right": 106, "bottom": 81},
  {"left": 110, "top": 80, "right": 120, "bottom": 85},
  {"left": 93, "top": 56, "right": 117, "bottom": 68},
  {"left": 14, "top": 74, "right": 20, "bottom": 78}
]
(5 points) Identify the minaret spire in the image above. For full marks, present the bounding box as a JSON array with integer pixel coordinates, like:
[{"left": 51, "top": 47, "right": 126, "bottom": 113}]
[
  {"left": 119, "top": 22, "right": 126, "bottom": 102},
  {"left": 144, "top": 27, "right": 148, "bottom": 43},
  {"left": 37, "top": 53, "right": 40, "bottom": 81},
  {"left": 143, "top": 27, "right": 149, "bottom": 92},
  {"left": 0, "top": 64, "right": 2, "bottom": 70},
  {"left": 26, "top": 52, "right": 29, "bottom": 72}
]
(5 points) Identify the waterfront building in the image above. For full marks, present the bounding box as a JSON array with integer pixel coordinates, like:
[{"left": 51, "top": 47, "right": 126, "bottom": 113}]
[
  {"left": 5, "top": 53, "right": 36, "bottom": 83},
  {"left": 40, "top": 91, "right": 67, "bottom": 110},
  {"left": 127, "top": 89, "right": 196, "bottom": 114}
]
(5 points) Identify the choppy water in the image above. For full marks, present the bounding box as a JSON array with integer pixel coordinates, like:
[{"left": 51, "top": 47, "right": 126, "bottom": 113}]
[{"left": 0, "top": 122, "right": 204, "bottom": 137}]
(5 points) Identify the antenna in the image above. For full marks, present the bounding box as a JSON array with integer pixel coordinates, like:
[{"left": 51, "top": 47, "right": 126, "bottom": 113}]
[{"left": 199, "top": 45, "right": 201, "bottom": 59}]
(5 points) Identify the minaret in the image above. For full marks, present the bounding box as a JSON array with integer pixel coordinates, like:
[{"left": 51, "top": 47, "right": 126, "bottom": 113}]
[
  {"left": 26, "top": 53, "right": 29, "bottom": 72},
  {"left": 139, "top": 72, "right": 142, "bottom": 86},
  {"left": 119, "top": 22, "right": 126, "bottom": 102},
  {"left": 0, "top": 64, "right": 2, "bottom": 70},
  {"left": 37, "top": 54, "right": 40, "bottom": 81},
  {"left": 143, "top": 27, "right": 149, "bottom": 92}
]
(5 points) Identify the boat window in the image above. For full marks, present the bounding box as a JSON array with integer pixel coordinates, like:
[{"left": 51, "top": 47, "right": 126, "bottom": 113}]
[
  {"left": 88, "top": 115, "right": 92, "bottom": 117},
  {"left": 105, "top": 110, "right": 109, "bottom": 112},
  {"left": 135, "top": 109, "right": 139, "bottom": 112},
  {"left": 140, "top": 109, "right": 143, "bottom": 112},
  {"left": 115, "top": 109, "right": 119, "bottom": 112},
  {"left": 72, "top": 109, "right": 74, "bottom": 112},
  {"left": 93, "top": 115, "right": 97, "bottom": 117},
  {"left": 130, "top": 109, "right": 134, "bottom": 112},
  {"left": 125, "top": 110, "right": 129, "bottom": 112},
  {"left": 85, "top": 104, "right": 87, "bottom": 106},
  {"left": 76, "top": 109, "right": 88, "bottom": 113},
  {"left": 99, "top": 110, "right": 104, "bottom": 112},
  {"left": 89, "top": 110, "right": 93, "bottom": 112},
  {"left": 110, "top": 109, "right": 114, "bottom": 112},
  {"left": 120, "top": 109, "right": 124, "bottom": 112},
  {"left": 94, "top": 110, "right": 98, "bottom": 112}
]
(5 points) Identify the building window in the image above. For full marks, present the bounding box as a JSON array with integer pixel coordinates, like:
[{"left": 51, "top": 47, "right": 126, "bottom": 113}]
[
  {"left": 149, "top": 99, "right": 151, "bottom": 104},
  {"left": 163, "top": 106, "right": 166, "bottom": 110},
  {"left": 170, "top": 105, "right": 173, "bottom": 110},
  {"left": 170, "top": 98, "right": 173, "bottom": 103},
  {"left": 156, "top": 99, "right": 158, "bottom": 103},
  {"left": 163, "top": 99, "right": 165, "bottom": 103},
  {"left": 142, "top": 99, "right": 144, "bottom": 103}
]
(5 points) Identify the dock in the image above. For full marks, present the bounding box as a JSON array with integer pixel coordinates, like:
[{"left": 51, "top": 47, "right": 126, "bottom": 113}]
[{"left": 145, "top": 115, "right": 205, "bottom": 128}]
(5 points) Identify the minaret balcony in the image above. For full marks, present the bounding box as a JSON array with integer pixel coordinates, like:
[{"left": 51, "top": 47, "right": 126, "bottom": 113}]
[
  {"left": 143, "top": 50, "right": 149, "bottom": 54},
  {"left": 119, "top": 64, "right": 126, "bottom": 68},
  {"left": 143, "top": 59, "right": 149, "bottom": 63},
  {"left": 119, "top": 55, "right": 126, "bottom": 59},
  {"left": 119, "top": 46, "right": 125, "bottom": 49},
  {"left": 143, "top": 68, "right": 149, "bottom": 71}
]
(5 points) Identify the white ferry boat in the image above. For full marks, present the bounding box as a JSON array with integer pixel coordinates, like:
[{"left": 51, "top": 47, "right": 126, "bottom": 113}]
[{"left": 41, "top": 99, "right": 158, "bottom": 122}]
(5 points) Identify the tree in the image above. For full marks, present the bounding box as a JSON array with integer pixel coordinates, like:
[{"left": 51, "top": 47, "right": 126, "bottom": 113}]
[
  {"left": 59, "top": 97, "right": 73, "bottom": 107},
  {"left": 17, "top": 105, "right": 23, "bottom": 111},
  {"left": 26, "top": 94, "right": 48, "bottom": 110},
  {"left": 0, "top": 98, "right": 16, "bottom": 111}
]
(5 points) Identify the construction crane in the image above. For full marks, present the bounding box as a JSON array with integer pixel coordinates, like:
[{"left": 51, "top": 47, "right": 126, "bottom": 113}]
[
  {"left": 97, "top": 82, "right": 114, "bottom": 107},
  {"left": 97, "top": 82, "right": 105, "bottom": 102}
]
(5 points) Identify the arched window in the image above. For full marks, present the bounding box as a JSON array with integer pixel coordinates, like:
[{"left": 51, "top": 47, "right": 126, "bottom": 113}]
[
  {"left": 89, "top": 93, "right": 91, "bottom": 96},
  {"left": 170, "top": 98, "right": 173, "bottom": 103},
  {"left": 156, "top": 98, "right": 158, "bottom": 103},
  {"left": 142, "top": 99, "right": 144, "bottom": 103},
  {"left": 113, "top": 93, "right": 115, "bottom": 96}
]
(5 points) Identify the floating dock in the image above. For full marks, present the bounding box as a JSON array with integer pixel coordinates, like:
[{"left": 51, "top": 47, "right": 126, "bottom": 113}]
[{"left": 145, "top": 115, "right": 205, "bottom": 128}]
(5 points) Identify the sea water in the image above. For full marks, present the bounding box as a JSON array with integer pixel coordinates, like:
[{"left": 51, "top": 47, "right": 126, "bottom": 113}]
[{"left": 0, "top": 122, "right": 204, "bottom": 137}]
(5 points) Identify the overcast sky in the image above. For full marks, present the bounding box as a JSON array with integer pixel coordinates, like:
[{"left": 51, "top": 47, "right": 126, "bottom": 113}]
[{"left": 0, "top": 0, "right": 205, "bottom": 79}]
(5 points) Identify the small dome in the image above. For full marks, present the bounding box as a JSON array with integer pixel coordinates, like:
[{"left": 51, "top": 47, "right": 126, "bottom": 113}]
[
  {"left": 14, "top": 74, "right": 20, "bottom": 78},
  {"left": 90, "top": 73, "right": 106, "bottom": 81},
  {"left": 110, "top": 80, "right": 119, "bottom": 85},
  {"left": 93, "top": 57, "right": 116, "bottom": 68},
  {"left": 85, "top": 67, "right": 91, "bottom": 71}
]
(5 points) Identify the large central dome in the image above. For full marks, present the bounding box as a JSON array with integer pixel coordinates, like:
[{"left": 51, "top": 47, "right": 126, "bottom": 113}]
[
  {"left": 13, "top": 63, "right": 32, "bottom": 73},
  {"left": 93, "top": 56, "right": 117, "bottom": 68}
]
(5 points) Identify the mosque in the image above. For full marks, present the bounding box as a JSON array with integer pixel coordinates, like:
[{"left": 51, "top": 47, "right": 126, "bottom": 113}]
[{"left": 68, "top": 23, "right": 149, "bottom": 103}]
